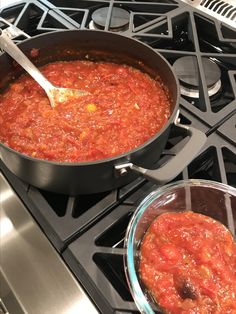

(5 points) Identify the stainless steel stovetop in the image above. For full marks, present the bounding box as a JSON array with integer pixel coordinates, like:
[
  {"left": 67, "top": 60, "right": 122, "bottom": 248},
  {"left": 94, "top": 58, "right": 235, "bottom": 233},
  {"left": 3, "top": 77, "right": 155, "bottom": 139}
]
[
  {"left": 1, "top": 173, "right": 98, "bottom": 314},
  {"left": 0, "top": 0, "right": 235, "bottom": 313}
]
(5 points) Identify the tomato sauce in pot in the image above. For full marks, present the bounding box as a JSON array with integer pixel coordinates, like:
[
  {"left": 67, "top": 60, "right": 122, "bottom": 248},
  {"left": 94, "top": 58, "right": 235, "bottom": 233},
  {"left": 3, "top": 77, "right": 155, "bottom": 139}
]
[
  {"left": 0, "top": 60, "right": 171, "bottom": 162},
  {"left": 139, "top": 212, "right": 236, "bottom": 314}
]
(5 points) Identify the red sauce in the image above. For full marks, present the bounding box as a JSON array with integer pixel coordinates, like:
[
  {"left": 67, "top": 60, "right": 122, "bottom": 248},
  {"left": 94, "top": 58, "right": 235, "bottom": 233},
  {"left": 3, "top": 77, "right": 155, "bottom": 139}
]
[
  {"left": 0, "top": 60, "right": 171, "bottom": 162},
  {"left": 139, "top": 212, "right": 236, "bottom": 314}
]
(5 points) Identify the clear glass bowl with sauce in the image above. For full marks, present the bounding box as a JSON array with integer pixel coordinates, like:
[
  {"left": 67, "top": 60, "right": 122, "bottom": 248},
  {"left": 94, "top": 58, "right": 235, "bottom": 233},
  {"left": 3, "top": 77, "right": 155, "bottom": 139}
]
[{"left": 124, "top": 179, "right": 236, "bottom": 313}]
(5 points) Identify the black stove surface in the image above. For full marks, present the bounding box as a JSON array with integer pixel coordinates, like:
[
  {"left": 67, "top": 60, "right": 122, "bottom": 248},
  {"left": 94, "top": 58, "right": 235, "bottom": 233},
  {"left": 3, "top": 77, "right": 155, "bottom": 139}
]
[{"left": 0, "top": 1, "right": 236, "bottom": 313}]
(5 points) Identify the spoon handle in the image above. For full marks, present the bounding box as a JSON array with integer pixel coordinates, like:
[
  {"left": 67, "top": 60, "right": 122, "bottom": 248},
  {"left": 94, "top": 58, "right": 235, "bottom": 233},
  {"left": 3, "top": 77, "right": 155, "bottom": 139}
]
[{"left": 0, "top": 30, "right": 54, "bottom": 92}]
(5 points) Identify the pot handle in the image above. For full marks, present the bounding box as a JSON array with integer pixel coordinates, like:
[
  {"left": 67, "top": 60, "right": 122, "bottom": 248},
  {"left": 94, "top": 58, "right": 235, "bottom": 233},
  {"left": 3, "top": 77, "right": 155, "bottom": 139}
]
[{"left": 115, "top": 123, "right": 206, "bottom": 185}]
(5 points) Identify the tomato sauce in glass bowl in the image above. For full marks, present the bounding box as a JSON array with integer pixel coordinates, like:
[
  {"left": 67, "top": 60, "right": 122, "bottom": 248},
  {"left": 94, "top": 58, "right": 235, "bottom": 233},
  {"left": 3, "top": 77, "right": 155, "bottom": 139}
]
[
  {"left": 139, "top": 211, "right": 236, "bottom": 314},
  {"left": 0, "top": 60, "right": 171, "bottom": 162},
  {"left": 124, "top": 180, "right": 236, "bottom": 314}
]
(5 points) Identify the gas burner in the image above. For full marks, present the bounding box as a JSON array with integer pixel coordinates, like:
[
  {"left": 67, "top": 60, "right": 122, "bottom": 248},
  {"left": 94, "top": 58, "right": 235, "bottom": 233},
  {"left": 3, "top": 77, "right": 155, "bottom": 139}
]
[
  {"left": 89, "top": 7, "right": 129, "bottom": 32},
  {"left": 173, "top": 56, "right": 222, "bottom": 98}
]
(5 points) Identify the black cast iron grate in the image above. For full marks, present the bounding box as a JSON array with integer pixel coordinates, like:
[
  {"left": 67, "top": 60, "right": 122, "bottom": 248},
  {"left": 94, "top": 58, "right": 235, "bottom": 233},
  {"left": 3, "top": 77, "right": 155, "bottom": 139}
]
[
  {"left": 0, "top": 1, "right": 236, "bottom": 313},
  {"left": 63, "top": 128, "right": 236, "bottom": 313}
]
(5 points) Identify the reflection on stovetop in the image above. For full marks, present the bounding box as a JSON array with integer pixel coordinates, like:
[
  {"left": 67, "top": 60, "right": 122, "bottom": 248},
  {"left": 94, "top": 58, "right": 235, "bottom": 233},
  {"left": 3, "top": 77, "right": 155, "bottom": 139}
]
[{"left": 0, "top": 1, "right": 236, "bottom": 313}]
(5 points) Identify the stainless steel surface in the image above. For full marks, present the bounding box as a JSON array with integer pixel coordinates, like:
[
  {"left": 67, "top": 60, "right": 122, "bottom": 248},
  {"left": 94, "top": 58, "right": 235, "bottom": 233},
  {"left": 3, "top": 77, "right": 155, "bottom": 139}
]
[
  {"left": 0, "top": 30, "right": 88, "bottom": 108},
  {"left": 180, "top": 80, "right": 222, "bottom": 98},
  {"left": 0, "top": 173, "right": 99, "bottom": 314},
  {"left": 180, "top": 0, "right": 236, "bottom": 28}
]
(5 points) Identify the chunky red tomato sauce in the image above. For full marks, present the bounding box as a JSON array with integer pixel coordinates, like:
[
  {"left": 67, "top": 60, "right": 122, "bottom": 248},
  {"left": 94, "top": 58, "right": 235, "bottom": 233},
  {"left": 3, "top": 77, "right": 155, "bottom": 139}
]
[
  {"left": 0, "top": 60, "right": 171, "bottom": 162},
  {"left": 139, "top": 212, "right": 236, "bottom": 314}
]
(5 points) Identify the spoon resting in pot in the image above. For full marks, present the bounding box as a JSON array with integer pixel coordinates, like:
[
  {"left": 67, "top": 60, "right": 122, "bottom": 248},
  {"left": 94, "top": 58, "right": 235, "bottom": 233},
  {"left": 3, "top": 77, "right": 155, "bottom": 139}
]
[{"left": 0, "top": 30, "right": 89, "bottom": 108}]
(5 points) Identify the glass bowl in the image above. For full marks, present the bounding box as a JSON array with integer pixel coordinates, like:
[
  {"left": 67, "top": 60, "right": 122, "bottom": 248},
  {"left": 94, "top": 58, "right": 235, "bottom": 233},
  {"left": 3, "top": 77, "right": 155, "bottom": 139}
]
[{"left": 124, "top": 179, "right": 236, "bottom": 313}]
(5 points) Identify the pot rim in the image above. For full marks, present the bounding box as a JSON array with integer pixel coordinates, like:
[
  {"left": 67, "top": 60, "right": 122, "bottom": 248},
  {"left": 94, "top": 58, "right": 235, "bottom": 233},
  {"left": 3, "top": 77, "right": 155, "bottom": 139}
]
[{"left": 0, "top": 29, "right": 180, "bottom": 166}]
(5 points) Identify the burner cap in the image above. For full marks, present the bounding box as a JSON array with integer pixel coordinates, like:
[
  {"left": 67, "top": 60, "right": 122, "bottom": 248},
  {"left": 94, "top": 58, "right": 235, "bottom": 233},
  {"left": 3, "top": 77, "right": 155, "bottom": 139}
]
[
  {"left": 173, "top": 56, "right": 221, "bottom": 98},
  {"left": 91, "top": 7, "right": 129, "bottom": 31}
]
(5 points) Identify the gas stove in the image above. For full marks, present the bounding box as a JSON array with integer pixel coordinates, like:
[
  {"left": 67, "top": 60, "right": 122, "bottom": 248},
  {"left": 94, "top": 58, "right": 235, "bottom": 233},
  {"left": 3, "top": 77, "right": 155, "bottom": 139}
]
[{"left": 0, "top": 1, "right": 236, "bottom": 313}]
